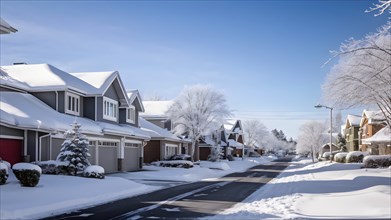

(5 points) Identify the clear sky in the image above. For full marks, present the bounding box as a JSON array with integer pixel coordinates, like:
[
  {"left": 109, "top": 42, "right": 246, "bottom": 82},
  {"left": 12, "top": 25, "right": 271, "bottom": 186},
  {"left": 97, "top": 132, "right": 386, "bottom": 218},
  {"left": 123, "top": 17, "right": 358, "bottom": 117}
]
[{"left": 0, "top": 0, "right": 388, "bottom": 138}]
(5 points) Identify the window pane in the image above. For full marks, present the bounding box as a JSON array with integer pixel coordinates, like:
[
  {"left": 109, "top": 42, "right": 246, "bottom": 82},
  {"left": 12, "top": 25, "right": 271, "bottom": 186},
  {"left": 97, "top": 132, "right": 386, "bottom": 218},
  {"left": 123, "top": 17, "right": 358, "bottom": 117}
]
[
  {"left": 68, "top": 96, "right": 71, "bottom": 110},
  {"left": 76, "top": 98, "right": 79, "bottom": 112}
]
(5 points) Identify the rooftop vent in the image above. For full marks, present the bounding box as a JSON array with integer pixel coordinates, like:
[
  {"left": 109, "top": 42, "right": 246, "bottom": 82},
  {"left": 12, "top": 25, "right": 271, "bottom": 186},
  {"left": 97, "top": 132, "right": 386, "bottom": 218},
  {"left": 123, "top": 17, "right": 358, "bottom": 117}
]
[{"left": 13, "top": 62, "right": 27, "bottom": 65}]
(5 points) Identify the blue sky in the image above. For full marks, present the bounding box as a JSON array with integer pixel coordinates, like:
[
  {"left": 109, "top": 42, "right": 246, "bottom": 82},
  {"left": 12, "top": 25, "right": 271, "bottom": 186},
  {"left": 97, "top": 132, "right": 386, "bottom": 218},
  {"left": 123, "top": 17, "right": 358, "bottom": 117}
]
[{"left": 0, "top": 0, "right": 388, "bottom": 138}]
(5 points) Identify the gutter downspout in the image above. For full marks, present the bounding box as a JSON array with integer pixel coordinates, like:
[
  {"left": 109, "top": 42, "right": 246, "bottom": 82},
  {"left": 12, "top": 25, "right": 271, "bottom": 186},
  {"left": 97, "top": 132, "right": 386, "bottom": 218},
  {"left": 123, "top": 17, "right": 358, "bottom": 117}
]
[
  {"left": 39, "top": 133, "right": 51, "bottom": 161},
  {"left": 55, "top": 91, "right": 58, "bottom": 111}
]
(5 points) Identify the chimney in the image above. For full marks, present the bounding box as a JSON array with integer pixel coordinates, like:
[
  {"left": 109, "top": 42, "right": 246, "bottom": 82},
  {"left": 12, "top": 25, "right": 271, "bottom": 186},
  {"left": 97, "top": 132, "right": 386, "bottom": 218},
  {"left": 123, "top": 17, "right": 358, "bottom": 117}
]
[{"left": 13, "top": 62, "right": 27, "bottom": 65}]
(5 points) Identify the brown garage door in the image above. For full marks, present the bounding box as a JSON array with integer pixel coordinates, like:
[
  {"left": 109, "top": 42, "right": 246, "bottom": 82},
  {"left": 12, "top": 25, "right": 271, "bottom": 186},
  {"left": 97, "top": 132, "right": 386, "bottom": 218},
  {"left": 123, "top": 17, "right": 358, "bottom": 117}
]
[{"left": 0, "top": 138, "right": 23, "bottom": 165}]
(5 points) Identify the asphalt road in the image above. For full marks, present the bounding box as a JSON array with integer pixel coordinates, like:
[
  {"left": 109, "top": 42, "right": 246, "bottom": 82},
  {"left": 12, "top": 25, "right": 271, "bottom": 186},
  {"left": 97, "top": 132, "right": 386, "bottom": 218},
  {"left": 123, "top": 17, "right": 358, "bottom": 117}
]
[{"left": 43, "top": 157, "right": 292, "bottom": 220}]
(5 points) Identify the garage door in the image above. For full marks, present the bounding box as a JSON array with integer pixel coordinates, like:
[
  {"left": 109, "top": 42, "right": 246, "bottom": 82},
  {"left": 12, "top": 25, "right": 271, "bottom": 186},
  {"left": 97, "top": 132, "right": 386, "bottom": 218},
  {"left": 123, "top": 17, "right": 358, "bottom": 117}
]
[
  {"left": 123, "top": 147, "right": 139, "bottom": 171},
  {"left": 0, "top": 138, "right": 23, "bottom": 165},
  {"left": 97, "top": 140, "right": 118, "bottom": 173}
]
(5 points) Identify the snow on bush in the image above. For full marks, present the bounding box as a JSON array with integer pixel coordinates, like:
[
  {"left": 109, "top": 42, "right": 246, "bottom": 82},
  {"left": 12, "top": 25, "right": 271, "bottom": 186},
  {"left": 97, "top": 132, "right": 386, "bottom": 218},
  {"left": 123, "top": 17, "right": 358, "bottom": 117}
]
[
  {"left": 12, "top": 163, "right": 42, "bottom": 187},
  {"left": 0, "top": 162, "right": 9, "bottom": 185},
  {"left": 363, "top": 155, "right": 391, "bottom": 168},
  {"left": 34, "top": 160, "right": 70, "bottom": 175},
  {"left": 83, "top": 165, "right": 105, "bottom": 179},
  {"left": 334, "top": 152, "right": 348, "bottom": 163},
  {"left": 200, "top": 161, "right": 230, "bottom": 170},
  {"left": 152, "top": 160, "right": 194, "bottom": 169},
  {"left": 346, "top": 151, "right": 369, "bottom": 163}
]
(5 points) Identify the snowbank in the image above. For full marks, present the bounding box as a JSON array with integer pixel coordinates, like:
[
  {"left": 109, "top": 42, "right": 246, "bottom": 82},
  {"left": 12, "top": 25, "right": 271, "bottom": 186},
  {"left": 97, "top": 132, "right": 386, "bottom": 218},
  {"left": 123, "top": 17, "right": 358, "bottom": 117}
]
[{"left": 205, "top": 159, "right": 391, "bottom": 219}]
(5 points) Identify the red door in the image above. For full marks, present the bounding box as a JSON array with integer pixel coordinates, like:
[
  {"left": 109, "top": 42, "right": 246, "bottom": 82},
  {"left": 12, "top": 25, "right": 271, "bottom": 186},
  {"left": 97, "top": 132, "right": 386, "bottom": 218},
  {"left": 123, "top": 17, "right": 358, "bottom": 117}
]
[{"left": 0, "top": 139, "right": 23, "bottom": 165}]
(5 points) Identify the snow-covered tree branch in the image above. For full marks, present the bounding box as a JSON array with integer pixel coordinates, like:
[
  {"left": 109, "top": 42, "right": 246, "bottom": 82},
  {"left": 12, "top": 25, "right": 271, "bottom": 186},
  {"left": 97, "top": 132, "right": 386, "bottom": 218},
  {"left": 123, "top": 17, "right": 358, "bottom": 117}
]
[
  {"left": 365, "top": 0, "right": 391, "bottom": 16},
  {"left": 322, "top": 23, "right": 391, "bottom": 127},
  {"left": 166, "top": 85, "right": 231, "bottom": 160}
]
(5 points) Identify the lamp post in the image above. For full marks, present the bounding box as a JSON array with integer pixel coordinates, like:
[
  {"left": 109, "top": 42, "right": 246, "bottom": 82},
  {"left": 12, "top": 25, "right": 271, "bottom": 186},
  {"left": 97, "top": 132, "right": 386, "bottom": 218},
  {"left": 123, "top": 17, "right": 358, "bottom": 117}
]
[{"left": 315, "top": 104, "right": 333, "bottom": 163}]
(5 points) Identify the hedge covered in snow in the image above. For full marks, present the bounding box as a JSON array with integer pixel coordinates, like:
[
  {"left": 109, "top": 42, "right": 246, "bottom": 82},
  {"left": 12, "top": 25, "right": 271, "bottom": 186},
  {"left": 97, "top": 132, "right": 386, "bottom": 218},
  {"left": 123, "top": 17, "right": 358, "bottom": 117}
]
[
  {"left": 0, "top": 162, "right": 9, "bottom": 185},
  {"left": 346, "top": 151, "right": 369, "bottom": 163},
  {"left": 34, "top": 160, "right": 71, "bottom": 175},
  {"left": 12, "top": 163, "right": 42, "bottom": 187},
  {"left": 363, "top": 155, "right": 391, "bottom": 168},
  {"left": 83, "top": 165, "right": 105, "bottom": 179},
  {"left": 152, "top": 160, "right": 194, "bottom": 169},
  {"left": 334, "top": 152, "right": 348, "bottom": 163}
]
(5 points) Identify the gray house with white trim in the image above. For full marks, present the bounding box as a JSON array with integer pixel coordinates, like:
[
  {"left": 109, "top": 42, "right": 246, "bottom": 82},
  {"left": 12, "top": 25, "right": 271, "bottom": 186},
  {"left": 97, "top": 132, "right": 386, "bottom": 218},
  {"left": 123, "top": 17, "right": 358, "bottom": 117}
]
[{"left": 0, "top": 63, "right": 150, "bottom": 173}]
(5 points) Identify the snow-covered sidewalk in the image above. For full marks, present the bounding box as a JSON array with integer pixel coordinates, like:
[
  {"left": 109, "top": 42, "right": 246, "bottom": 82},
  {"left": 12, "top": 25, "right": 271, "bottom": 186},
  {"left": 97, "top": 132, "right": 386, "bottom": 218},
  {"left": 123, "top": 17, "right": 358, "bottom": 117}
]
[
  {"left": 206, "top": 159, "right": 391, "bottom": 219},
  {"left": 0, "top": 157, "right": 273, "bottom": 220}
]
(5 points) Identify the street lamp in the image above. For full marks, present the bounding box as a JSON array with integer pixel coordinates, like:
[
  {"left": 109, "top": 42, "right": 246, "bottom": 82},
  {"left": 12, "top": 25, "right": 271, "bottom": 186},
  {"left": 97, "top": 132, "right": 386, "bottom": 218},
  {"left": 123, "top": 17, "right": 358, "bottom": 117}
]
[{"left": 315, "top": 104, "right": 333, "bottom": 163}]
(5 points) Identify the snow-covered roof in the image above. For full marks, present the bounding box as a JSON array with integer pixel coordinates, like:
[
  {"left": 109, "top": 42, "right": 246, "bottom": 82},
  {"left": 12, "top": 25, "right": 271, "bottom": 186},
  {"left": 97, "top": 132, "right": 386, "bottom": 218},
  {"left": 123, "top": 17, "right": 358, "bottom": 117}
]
[
  {"left": 0, "top": 18, "right": 17, "bottom": 34},
  {"left": 140, "top": 101, "right": 173, "bottom": 118},
  {"left": 71, "top": 71, "right": 126, "bottom": 95},
  {"left": 227, "top": 139, "right": 243, "bottom": 148},
  {"left": 127, "top": 89, "right": 145, "bottom": 112},
  {"left": 1, "top": 64, "right": 98, "bottom": 94},
  {"left": 362, "top": 126, "right": 391, "bottom": 144},
  {"left": 223, "top": 119, "right": 237, "bottom": 131},
  {"left": 138, "top": 117, "right": 181, "bottom": 142},
  {"left": 0, "top": 68, "right": 30, "bottom": 90},
  {"left": 0, "top": 91, "right": 149, "bottom": 140},
  {"left": 360, "top": 110, "right": 386, "bottom": 126},
  {"left": 345, "top": 114, "right": 361, "bottom": 128}
]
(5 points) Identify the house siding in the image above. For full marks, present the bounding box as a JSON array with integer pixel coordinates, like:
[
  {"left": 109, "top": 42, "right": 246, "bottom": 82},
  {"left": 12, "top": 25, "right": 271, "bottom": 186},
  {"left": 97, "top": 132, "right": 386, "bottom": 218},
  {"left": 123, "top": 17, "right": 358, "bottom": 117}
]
[
  {"left": 144, "top": 140, "right": 161, "bottom": 163},
  {"left": 58, "top": 91, "right": 65, "bottom": 113},
  {"left": 0, "top": 125, "right": 24, "bottom": 137},
  {"left": 27, "top": 130, "right": 37, "bottom": 161},
  {"left": 31, "top": 92, "right": 57, "bottom": 111},
  {"left": 104, "top": 84, "right": 119, "bottom": 101},
  {"left": 83, "top": 97, "right": 96, "bottom": 120}
]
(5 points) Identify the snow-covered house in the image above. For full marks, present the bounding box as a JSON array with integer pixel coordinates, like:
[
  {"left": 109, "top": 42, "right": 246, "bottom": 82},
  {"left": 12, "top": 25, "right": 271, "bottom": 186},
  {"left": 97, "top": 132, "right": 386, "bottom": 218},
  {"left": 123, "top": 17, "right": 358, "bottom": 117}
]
[
  {"left": 140, "top": 100, "right": 192, "bottom": 160},
  {"left": 0, "top": 63, "right": 150, "bottom": 173},
  {"left": 0, "top": 18, "right": 17, "bottom": 34},
  {"left": 361, "top": 126, "right": 391, "bottom": 155},
  {"left": 198, "top": 125, "right": 228, "bottom": 160},
  {"left": 343, "top": 114, "right": 361, "bottom": 152},
  {"left": 224, "top": 119, "right": 245, "bottom": 157},
  {"left": 138, "top": 117, "right": 189, "bottom": 163},
  {"left": 359, "top": 110, "right": 387, "bottom": 154},
  {"left": 140, "top": 101, "right": 174, "bottom": 131}
]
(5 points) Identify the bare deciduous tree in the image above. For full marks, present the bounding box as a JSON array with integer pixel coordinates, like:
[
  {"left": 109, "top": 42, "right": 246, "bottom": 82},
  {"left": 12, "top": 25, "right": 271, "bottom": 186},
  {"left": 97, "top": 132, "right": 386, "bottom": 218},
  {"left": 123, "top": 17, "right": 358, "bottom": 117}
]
[
  {"left": 243, "top": 120, "right": 269, "bottom": 149},
  {"left": 365, "top": 0, "right": 391, "bottom": 16},
  {"left": 322, "top": 23, "right": 391, "bottom": 127},
  {"left": 166, "top": 85, "right": 231, "bottom": 159},
  {"left": 296, "top": 121, "right": 328, "bottom": 162}
]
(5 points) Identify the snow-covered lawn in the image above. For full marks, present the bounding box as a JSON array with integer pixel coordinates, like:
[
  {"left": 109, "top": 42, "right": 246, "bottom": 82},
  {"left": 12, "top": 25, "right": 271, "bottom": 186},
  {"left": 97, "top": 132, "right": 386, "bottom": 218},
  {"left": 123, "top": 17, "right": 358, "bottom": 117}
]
[
  {"left": 206, "top": 159, "right": 391, "bottom": 219},
  {"left": 0, "top": 156, "right": 273, "bottom": 219}
]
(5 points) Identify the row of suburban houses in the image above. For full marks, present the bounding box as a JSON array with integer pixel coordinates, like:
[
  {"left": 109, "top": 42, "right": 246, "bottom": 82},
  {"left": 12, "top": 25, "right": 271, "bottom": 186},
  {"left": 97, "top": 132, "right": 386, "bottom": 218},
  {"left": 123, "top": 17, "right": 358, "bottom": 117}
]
[
  {"left": 0, "top": 63, "right": 248, "bottom": 173},
  {"left": 343, "top": 111, "right": 390, "bottom": 155}
]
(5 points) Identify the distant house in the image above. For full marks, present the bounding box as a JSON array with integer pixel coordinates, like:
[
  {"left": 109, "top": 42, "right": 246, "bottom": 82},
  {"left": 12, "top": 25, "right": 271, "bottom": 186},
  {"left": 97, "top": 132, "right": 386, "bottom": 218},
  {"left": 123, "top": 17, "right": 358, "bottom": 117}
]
[
  {"left": 0, "top": 64, "right": 150, "bottom": 173},
  {"left": 0, "top": 18, "right": 17, "bottom": 34},
  {"left": 343, "top": 114, "right": 361, "bottom": 151},
  {"left": 198, "top": 125, "right": 228, "bottom": 161},
  {"left": 138, "top": 117, "right": 188, "bottom": 163},
  {"left": 224, "top": 119, "right": 245, "bottom": 158},
  {"left": 140, "top": 101, "right": 174, "bottom": 131},
  {"left": 139, "top": 100, "right": 192, "bottom": 161},
  {"left": 359, "top": 110, "right": 387, "bottom": 154}
]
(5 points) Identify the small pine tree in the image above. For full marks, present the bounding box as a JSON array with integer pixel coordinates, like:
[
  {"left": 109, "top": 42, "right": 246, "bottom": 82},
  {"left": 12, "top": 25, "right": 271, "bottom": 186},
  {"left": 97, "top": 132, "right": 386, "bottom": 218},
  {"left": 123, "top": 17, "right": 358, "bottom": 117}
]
[
  {"left": 56, "top": 122, "right": 91, "bottom": 175},
  {"left": 337, "top": 133, "right": 347, "bottom": 152}
]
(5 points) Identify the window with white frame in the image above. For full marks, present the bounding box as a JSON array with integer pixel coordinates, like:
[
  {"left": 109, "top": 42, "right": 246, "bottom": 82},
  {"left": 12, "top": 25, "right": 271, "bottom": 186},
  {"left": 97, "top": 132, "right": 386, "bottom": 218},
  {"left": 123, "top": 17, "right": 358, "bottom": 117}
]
[
  {"left": 126, "top": 105, "right": 136, "bottom": 124},
  {"left": 103, "top": 97, "right": 118, "bottom": 121},
  {"left": 66, "top": 93, "right": 80, "bottom": 116},
  {"left": 165, "top": 144, "right": 178, "bottom": 159}
]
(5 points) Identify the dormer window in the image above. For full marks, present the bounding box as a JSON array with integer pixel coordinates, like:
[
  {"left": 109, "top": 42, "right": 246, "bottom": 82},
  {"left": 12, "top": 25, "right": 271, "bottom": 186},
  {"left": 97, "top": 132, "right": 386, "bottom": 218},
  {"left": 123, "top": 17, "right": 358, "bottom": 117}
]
[
  {"left": 126, "top": 105, "right": 136, "bottom": 124},
  {"left": 65, "top": 92, "right": 80, "bottom": 116},
  {"left": 103, "top": 97, "right": 118, "bottom": 122}
]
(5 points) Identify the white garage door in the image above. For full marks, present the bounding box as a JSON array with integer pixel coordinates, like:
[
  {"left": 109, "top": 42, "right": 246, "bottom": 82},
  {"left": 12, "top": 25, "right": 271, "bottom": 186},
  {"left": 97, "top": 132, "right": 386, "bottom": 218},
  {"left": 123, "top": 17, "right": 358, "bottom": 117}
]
[
  {"left": 98, "top": 141, "right": 118, "bottom": 173},
  {"left": 123, "top": 142, "right": 141, "bottom": 171}
]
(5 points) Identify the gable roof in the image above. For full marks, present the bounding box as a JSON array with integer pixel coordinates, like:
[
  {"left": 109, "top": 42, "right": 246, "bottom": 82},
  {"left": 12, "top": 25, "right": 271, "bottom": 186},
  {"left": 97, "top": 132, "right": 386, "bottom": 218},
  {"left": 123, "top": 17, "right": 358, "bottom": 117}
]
[
  {"left": 71, "top": 71, "right": 130, "bottom": 106},
  {"left": 0, "top": 18, "right": 17, "bottom": 34},
  {"left": 360, "top": 109, "right": 386, "bottom": 126},
  {"left": 140, "top": 100, "right": 173, "bottom": 119},
  {"left": 127, "top": 90, "right": 145, "bottom": 112},
  {"left": 224, "top": 119, "right": 243, "bottom": 134},
  {"left": 345, "top": 114, "right": 361, "bottom": 128},
  {"left": 1, "top": 64, "right": 98, "bottom": 94}
]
